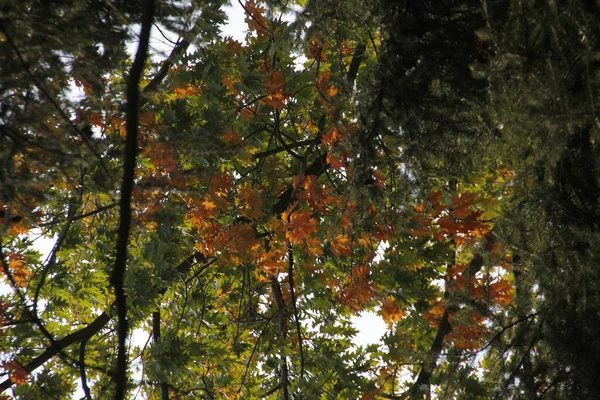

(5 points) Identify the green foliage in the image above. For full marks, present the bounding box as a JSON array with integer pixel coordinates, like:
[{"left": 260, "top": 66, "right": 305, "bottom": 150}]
[{"left": 1, "top": 0, "right": 599, "bottom": 399}]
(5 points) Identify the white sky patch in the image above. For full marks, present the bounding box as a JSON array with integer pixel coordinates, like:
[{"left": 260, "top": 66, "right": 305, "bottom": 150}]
[
  {"left": 220, "top": 1, "right": 247, "bottom": 42},
  {"left": 351, "top": 311, "right": 387, "bottom": 346}
]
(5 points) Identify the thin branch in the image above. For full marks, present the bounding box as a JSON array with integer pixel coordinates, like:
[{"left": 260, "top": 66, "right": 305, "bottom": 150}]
[
  {"left": 252, "top": 139, "right": 316, "bottom": 159},
  {"left": 37, "top": 203, "right": 116, "bottom": 228},
  {"left": 478, "top": 313, "right": 539, "bottom": 353},
  {"left": 79, "top": 339, "right": 92, "bottom": 400},
  {"left": 143, "top": 36, "right": 189, "bottom": 95},
  {"left": 287, "top": 247, "right": 305, "bottom": 385}
]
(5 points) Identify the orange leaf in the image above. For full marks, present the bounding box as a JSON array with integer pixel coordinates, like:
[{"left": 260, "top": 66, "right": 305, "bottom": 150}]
[
  {"left": 321, "top": 127, "right": 341, "bottom": 146},
  {"left": 174, "top": 83, "right": 201, "bottom": 99},
  {"left": 209, "top": 173, "right": 234, "bottom": 195},
  {"left": 240, "top": 106, "right": 257, "bottom": 121},
  {"left": 223, "top": 130, "right": 244, "bottom": 145},
  {"left": 8, "top": 221, "right": 29, "bottom": 236},
  {"left": 488, "top": 279, "right": 515, "bottom": 306},
  {"left": 224, "top": 37, "right": 244, "bottom": 53},
  {"left": 325, "top": 85, "right": 338, "bottom": 98},
  {"left": 429, "top": 190, "right": 445, "bottom": 215},
  {"left": 450, "top": 192, "right": 478, "bottom": 219},
  {"left": 424, "top": 301, "right": 446, "bottom": 327},
  {"left": 379, "top": 295, "right": 404, "bottom": 326},
  {"left": 265, "top": 71, "right": 285, "bottom": 94},
  {"left": 4, "top": 361, "right": 28, "bottom": 385},
  {"left": 331, "top": 234, "right": 351, "bottom": 256},
  {"left": 326, "top": 153, "right": 344, "bottom": 169},
  {"left": 372, "top": 170, "right": 385, "bottom": 188},
  {"left": 316, "top": 70, "right": 331, "bottom": 92},
  {"left": 284, "top": 208, "right": 319, "bottom": 244},
  {"left": 223, "top": 74, "right": 240, "bottom": 95},
  {"left": 308, "top": 38, "right": 328, "bottom": 61},
  {"left": 5, "top": 255, "right": 31, "bottom": 287},
  {"left": 244, "top": 0, "right": 268, "bottom": 36},
  {"left": 239, "top": 185, "right": 263, "bottom": 220},
  {"left": 88, "top": 112, "right": 103, "bottom": 127},
  {"left": 265, "top": 93, "right": 287, "bottom": 110}
]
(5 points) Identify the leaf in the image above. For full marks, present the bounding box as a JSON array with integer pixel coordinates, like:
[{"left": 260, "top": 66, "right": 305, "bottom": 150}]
[
  {"left": 379, "top": 295, "right": 404, "bottom": 326},
  {"left": 239, "top": 184, "right": 263, "bottom": 220},
  {"left": 321, "top": 127, "right": 341, "bottom": 146},
  {"left": 283, "top": 207, "right": 319, "bottom": 244},
  {"left": 223, "top": 130, "right": 244, "bottom": 145},
  {"left": 244, "top": 0, "right": 269, "bottom": 36},
  {"left": 4, "top": 361, "right": 28, "bottom": 385},
  {"left": 488, "top": 279, "right": 515, "bottom": 306},
  {"left": 5, "top": 254, "right": 31, "bottom": 287},
  {"left": 331, "top": 234, "right": 351, "bottom": 256}
]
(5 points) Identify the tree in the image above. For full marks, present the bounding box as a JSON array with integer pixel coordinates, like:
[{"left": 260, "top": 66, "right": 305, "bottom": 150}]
[{"left": 1, "top": 0, "right": 599, "bottom": 399}]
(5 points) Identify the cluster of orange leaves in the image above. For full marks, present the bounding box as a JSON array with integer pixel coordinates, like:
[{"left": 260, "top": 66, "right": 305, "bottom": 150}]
[
  {"left": 308, "top": 37, "right": 328, "bottom": 62},
  {"left": 410, "top": 190, "right": 490, "bottom": 245},
  {"left": 172, "top": 83, "right": 201, "bottom": 100},
  {"left": 316, "top": 70, "right": 339, "bottom": 100},
  {"left": 3, "top": 252, "right": 31, "bottom": 288},
  {"left": 335, "top": 265, "right": 376, "bottom": 313},
  {"left": 379, "top": 295, "right": 405, "bottom": 326},
  {"left": 447, "top": 311, "right": 488, "bottom": 350},
  {"left": 411, "top": 190, "right": 517, "bottom": 350},
  {"left": 424, "top": 301, "right": 488, "bottom": 350},
  {"left": 244, "top": 0, "right": 269, "bottom": 37},
  {"left": 223, "top": 74, "right": 241, "bottom": 96},
  {"left": 322, "top": 123, "right": 358, "bottom": 170},
  {"left": 264, "top": 70, "right": 291, "bottom": 110},
  {"left": 2, "top": 361, "right": 28, "bottom": 385},
  {"left": 293, "top": 174, "right": 340, "bottom": 213}
]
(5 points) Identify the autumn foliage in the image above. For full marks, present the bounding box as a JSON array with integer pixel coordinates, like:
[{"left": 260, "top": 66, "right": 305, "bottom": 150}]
[{"left": 1, "top": 0, "right": 596, "bottom": 399}]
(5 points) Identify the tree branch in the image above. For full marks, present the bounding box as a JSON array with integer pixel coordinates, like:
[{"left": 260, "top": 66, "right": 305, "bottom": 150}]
[
  {"left": 79, "top": 338, "right": 92, "bottom": 400},
  {"left": 153, "top": 310, "right": 169, "bottom": 400},
  {"left": 411, "top": 254, "right": 484, "bottom": 397},
  {"left": 110, "top": 1, "right": 154, "bottom": 398},
  {"left": 0, "top": 310, "right": 111, "bottom": 391},
  {"left": 143, "top": 37, "right": 189, "bottom": 95}
]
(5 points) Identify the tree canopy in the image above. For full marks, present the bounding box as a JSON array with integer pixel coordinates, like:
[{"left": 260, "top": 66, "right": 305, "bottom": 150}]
[{"left": 1, "top": 0, "right": 599, "bottom": 398}]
